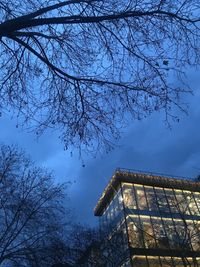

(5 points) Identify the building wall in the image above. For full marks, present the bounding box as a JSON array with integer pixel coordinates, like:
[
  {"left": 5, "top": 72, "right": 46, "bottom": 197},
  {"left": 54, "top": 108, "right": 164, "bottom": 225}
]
[
  {"left": 99, "top": 181, "right": 200, "bottom": 266},
  {"left": 99, "top": 187, "right": 131, "bottom": 266},
  {"left": 131, "top": 255, "right": 200, "bottom": 267},
  {"left": 122, "top": 182, "right": 200, "bottom": 266}
]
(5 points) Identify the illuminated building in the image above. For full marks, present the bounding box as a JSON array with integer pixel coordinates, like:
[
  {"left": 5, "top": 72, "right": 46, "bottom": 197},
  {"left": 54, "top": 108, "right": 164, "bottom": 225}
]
[{"left": 94, "top": 169, "right": 200, "bottom": 267}]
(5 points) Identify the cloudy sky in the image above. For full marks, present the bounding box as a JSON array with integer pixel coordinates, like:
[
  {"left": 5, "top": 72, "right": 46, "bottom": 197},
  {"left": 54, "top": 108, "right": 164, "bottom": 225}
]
[{"left": 1, "top": 68, "right": 200, "bottom": 226}]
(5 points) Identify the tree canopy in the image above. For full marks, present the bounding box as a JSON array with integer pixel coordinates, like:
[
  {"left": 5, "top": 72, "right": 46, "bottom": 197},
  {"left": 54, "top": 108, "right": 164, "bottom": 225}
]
[
  {"left": 0, "top": 145, "right": 70, "bottom": 266},
  {"left": 0, "top": 0, "right": 200, "bottom": 152}
]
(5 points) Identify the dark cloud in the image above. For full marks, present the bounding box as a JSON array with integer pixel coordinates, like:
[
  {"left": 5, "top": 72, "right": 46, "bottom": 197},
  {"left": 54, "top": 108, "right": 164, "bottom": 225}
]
[
  {"left": 1, "top": 71, "right": 200, "bottom": 225},
  {"left": 72, "top": 75, "right": 200, "bottom": 224}
]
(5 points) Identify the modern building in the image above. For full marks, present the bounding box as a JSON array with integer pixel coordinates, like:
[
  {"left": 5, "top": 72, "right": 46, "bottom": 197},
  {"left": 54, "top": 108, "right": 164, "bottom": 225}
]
[{"left": 94, "top": 169, "right": 200, "bottom": 267}]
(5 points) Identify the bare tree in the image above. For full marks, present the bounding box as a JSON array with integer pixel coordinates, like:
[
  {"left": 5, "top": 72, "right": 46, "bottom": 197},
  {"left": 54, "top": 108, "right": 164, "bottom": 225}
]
[
  {"left": 73, "top": 223, "right": 126, "bottom": 266},
  {"left": 68, "top": 224, "right": 100, "bottom": 265},
  {"left": 0, "top": 145, "right": 70, "bottom": 267},
  {"left": 0, "top": 1, "right": 200, "bottom": 152},
  {"left": 100, "top": 226, "right": 131, "bottom": 267}
]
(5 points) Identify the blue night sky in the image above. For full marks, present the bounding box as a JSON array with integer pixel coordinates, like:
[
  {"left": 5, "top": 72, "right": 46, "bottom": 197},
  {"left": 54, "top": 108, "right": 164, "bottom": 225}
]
[{"left": 1, "top": 68, "right": 200, "bottom": 226}]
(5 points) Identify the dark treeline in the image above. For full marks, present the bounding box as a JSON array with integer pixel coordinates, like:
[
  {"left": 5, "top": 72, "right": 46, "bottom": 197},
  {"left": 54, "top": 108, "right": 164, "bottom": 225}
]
[{"left": 0, "top": 145, "right": 98, "bottom": 267}]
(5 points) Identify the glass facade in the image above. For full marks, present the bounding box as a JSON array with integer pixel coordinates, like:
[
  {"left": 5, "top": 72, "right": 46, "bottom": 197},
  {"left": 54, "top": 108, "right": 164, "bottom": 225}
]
[
  {"left": 132, "top": 256, "right": 200, "bottom": 267},
  {"left": 99, "top": 189, "right": 130, "bottom": 266},
  {"left": 124, "top": 183, "right": 200, "bottom": 266},
  {"left": 98, "top": 178, "right": 200, "bottom": 267}
]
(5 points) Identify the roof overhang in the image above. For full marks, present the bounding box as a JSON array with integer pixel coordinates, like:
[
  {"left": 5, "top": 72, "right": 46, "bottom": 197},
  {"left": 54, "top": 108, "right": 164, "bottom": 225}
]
[{"left": 94, "top": 170, "right": 200, "bottom": 216}]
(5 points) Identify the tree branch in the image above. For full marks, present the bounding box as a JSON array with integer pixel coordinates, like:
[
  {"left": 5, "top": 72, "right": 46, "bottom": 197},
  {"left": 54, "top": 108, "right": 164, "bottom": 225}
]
[{"left": 1, "top": 9, "right": 200, "bottom": 37}]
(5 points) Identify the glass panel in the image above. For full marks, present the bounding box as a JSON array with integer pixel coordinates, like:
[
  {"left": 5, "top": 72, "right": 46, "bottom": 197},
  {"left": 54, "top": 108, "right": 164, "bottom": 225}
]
[
  {"left": 181, "top": 191, "right": 192, "bottom": 215},
  {"left": 160, "top": 257, "right": 172, "bottom": 267},
  {"left": 132, "top": 256, "right": 200, "bottom": 267},
  {"left": 186, "top": 192, "right": 200, "bottom": 216},
  {"left": 162, "top": 218, "right": 175, "bottom": 248},
  {"left": 164, "top": 188, "right": 178, "bottom": 213},
  {"left": 145, "top": 186, "right": 158, "bottom": 211},
  {"left": 132, "top": 256, "right": 149, "bottom": 267},
  {"left": 161, "top": 256, "right": 200, "bottom": 267},
  {"left": 173, "top": 189, "right": 187, "bottom": 214},
  {"left": 147, "top": 256, "right": 161, "bottom": 267},
  {"left": 135, "top": 185, "right": 148, "bottom": 210},
  {"left": 100, "top": 189, "right": 123, "bottom": 233},
  {"left": 140, "top": 217, "right": 156, "bottom": 249},
  {"left": 127, "top": 216, "right": 144, "bottom": 248},
  {"left": 193, "top": 192, "right": 200, "bottom": 216},
  {"left": 188, "top": 222, "right": 200, "bottom": 251},
  {"left": 154, "top": 188, "right": 169, "bottom": 213},
  {"left": 152, "top": 217, "right": 168, "bottom": 249},
  {"left": 172, "top": 220, "right": 191, "bottom": 250},
  {"left": 122, "top": 183, "right": 136, "bottom": 209}
]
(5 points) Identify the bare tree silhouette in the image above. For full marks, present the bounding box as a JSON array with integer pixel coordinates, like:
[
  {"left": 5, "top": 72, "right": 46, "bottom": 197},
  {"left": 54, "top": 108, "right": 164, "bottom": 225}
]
[
  {"left": 0, "top": 1, "right": 200, "bottom": 152},
  {"left": 0, "top": 145, "right": 70, "bottom": 267}
]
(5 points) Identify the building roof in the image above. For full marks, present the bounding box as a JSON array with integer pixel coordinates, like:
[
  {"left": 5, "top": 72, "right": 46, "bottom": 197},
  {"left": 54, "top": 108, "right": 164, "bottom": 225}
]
[{"left": 94, "top": 169, "right": 200, "bottom": 216}]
